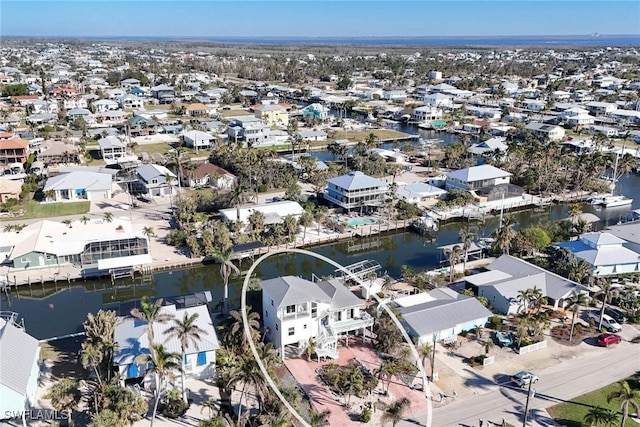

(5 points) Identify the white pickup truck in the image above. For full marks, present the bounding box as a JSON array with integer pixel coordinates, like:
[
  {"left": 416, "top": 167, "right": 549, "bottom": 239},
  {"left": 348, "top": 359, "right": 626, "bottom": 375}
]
[{"left": 587, "top": 311, "right": 622, "bottom": 332}]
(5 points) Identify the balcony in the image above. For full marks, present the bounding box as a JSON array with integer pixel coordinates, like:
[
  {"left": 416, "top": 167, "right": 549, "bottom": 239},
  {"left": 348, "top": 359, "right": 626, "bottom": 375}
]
[{"left": 330, "top": 312, "right": 374, "bottom": 335}]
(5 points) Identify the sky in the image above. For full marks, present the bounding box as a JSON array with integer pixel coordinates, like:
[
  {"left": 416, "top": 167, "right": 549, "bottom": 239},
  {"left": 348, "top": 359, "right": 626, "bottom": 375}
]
[{"left": 1, "top": 1, "right": 639, "bottom": 38}]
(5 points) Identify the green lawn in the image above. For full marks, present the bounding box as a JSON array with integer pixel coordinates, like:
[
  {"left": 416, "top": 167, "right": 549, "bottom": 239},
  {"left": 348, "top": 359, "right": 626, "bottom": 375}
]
[
  {"left": 331, "top": 128, "right": 412, "bottom": 142},
  {"left": 219, "top": 109, "right": 253, "bottom": 117},
  {"left": 547, "top": 377, "right": 640, "bottom": 427},
  {"left": 13, "top": 201, "right": 91, "bottom": 220}
]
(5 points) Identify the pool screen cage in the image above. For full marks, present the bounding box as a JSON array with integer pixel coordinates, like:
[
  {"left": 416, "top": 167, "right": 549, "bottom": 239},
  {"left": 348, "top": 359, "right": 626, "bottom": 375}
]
[{"left": 475, "top": 183, "right": 524, "bottom": 201}]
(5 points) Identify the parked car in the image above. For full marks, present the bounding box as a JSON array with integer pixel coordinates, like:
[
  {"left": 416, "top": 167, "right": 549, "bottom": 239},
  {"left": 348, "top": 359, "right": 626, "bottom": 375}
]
[
  {"left": 596, "top": 333, "right": 622, "bottom": 347},
  {"left": 512, "top": 371, "right": 539, "bottom": 387},
  {"left": 587, "top": 311, "right": 622, "bottom": 332},
  {"left": 604, "top": 307, "right": 627, "bottom": 324},
  {"left": 495, "top": 331, "right": 513, "bottom": 347}
]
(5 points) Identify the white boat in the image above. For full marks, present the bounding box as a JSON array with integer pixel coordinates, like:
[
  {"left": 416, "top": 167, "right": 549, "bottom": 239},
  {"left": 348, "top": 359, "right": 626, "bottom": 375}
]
[{"left": 589, "top": 194, "right": 633, "bottom": 208}]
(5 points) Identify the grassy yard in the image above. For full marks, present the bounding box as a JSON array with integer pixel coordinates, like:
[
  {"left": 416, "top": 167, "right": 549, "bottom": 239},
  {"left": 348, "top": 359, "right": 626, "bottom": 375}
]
[
  {"left": 13, "top": 201, "right": 91, "bottom": 220},
  {"left": 134, "top": 142, "right": 173, "bottom": 156},
  {"left": 219, "top": 109, "right": 254, "bottom": 117},
  {"left": 330, "top": 128, "right": 412, "bottom": 142},
  {"left": 547, "top": 377, "right": 640, "bottom": 427}
]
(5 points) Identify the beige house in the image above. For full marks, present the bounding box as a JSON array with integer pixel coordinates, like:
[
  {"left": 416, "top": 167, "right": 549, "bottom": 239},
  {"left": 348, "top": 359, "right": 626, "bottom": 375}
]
[
  {"left": 0, "top": 179, "right": 22, "bottom": 202},
  {"left": 254, "top": 104, "right": 289, "bottom": 127},
  {"left": 525, "top": 122, "right": 566, "bottom": 142}
]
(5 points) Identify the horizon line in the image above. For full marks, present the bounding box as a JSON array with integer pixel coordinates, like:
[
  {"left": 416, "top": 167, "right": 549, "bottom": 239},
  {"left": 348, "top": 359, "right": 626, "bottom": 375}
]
[{"left": 4, "top": 34, "right": 640, "bottom": 39}]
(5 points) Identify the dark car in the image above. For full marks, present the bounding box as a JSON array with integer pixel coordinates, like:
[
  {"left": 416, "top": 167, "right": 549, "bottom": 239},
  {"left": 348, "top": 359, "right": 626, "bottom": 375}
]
[
  {"left": 596, "top": 333, "right": 622, "bottom": 347},
  {"left": 604, "top": 307, "right": 627, "bottom": 324}
]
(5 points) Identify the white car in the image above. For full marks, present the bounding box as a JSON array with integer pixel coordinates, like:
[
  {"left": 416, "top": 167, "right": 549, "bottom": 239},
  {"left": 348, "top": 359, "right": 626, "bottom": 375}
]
[
  {"left": 587, "top": 311, "right": 622, "bottom": 333},
  {"left": 512, "top": 371, "right": 539, "bottom": 387}
]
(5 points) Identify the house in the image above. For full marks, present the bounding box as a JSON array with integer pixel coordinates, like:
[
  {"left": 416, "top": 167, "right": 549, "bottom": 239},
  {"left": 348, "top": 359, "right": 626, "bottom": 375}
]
[
  {"left": 151, "top": 84, "right": 176, "bottom": 104},
  {"left": 43, "top": 171, "right": 113, "bottom": 201},
  {"left": 558, "top": 108, "right": 594, "bottom": 127},
  {"left": 120, "top": 78, "right": 141, "bottom": 88},
  {"left": 395, "top": 288, "right": 492, "bottom": 344},
  {"left": 219, "top": 200, "right": 304, "bottom": 225},
  {"left": 119, "top": 94, "right": 145, "bottom": 110},
  {"left": 523, "top": 99, "right": 546, "bottom": 112},
  {"left": 0, "top": 138, "right": 29, "bottom": 166},
  {"left": 0, "top": 313, "right": 41, "bottom": 422},
  {"left": 98, "top": 136, "right": 127, "bottom": 162},
  {"left": 227, "top": 117, "right": 270, "bottom": 146},
  {"left": 604, "top": 222, "right": 640, "bottom": 255},
  {"left": 325, "top": 171, "right": 388, "bottom": 212},
  {"left": 113, "top": 302, "right": 219, "bottom": 384},
  {"left": 37, "top": 141, "right": 81, "bottom": 165},
  {"left": 302, "top": 103, "right": 329, "bottom": 121},
  {"left": 396, "top": 182, "right": 447, "bottom": 205},
  {"left": 260, "top": 276, "right": 373, "bottom": 359},
  {"left": 0, "top": 179, "right": 22, "bottom": 203},
  {"left": 127, "top": 116, "right": 157, "bottom": 136},
  {"left": 525, "top": 122, "right": 566, "bottom": 142},
  {"left": 179, "top": 163, "right": 235, "bottom": 190},
  {"left": 430, "top": 83, "right": 456, "bottom": 93},
  {"left": 468, "top": 137, "right": 508, "bottom": 157},
  {"left": 445, "top": 164, "right": 512, "bottom": 191},
  {"left": 557, "top": 232, "right": 640, "bottom": 277},
  {"left": 185, "top": 103, "right": 212, "bottom": 117},
  {"left": 295, "top": 130, "right": 327, "bottom": 142},
  {"left": 93, "top": 99, "right": 120, "bottom": 113},
  {"left": 411, "top": 106, "right": 443, "bottom": 122},
  {"left": 585, "top": 101, "right": 617, "bottom": 116},
  {"left": 465, "top": 255, "right": 590, "bottom": 315},
  {"left": 136, "top": 164, "right": 176, "bottom": 197},
  {"left": 183, "top": 130, "right": 215, "bottom": 150},
  {"left": 254, "top": 104, "right": 289, "bottom": 127},
  {"left": 2, "top": 217, "right": 151, "bottom": 272},
  {"left": 31, "top": 100, "right": 59, "bottom": 115},
  {"left": 423, "top": 93, "right": 453, "bottom": 108}
]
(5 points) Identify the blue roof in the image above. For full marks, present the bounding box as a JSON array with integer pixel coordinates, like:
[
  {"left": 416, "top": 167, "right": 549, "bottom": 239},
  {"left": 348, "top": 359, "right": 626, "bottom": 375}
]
[{"left": 327, "top": 171, "right": 387, "bottom": 191}]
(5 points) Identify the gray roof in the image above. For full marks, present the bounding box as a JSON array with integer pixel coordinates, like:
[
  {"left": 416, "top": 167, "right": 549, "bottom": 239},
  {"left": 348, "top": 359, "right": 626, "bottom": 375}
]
[
  {"left": 398, "top": 289, "right": 492, "bottom": 338},
  {"left": 486, "top": 255, "right": 588, "bottom": 301},
  {"left": 0, "top": 318, "right": 40, "bottom": 396},
  {"left": 327, "top": 171, "right": 387, "bottom": 191},
  {"left": 98, "top": 136, "right": 126, "bottom": 150},
  {"left": 316, "top": 279, "right": 363, "bottom": 310},
  {"left": 605, "top": 222, "right": 640, "bottom": 245},
  {"left": 446, "top": 165, "right": 512, "bottom": 183},
  {"left": 113, "top": 304, "right": 219, "bottom": 366},
  {"left": 136, "top": 164, "right": 176, "bottom": 182},
  {"left": 260, "top": 276, "right": 331, "bottom": 308},
  {"left": 44, "top": 171, "right": 112, "bottom": 192}
]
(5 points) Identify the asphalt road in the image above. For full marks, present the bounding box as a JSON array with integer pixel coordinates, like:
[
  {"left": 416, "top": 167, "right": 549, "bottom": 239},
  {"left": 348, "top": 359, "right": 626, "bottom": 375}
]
[{"left": 401, "top": 335, "right": 640, "bottom": 427}]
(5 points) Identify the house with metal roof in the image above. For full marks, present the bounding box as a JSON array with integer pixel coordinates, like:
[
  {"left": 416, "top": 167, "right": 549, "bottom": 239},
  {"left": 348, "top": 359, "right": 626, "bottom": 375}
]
[
  {"left": 135, "top": 164, "right": 176, "bottom": 197},
  {"left": 395, "top": 287, "right": 492, "bottom": 344},
  {"left": 113, "top": 303, "right": 219, "bottom": 384},
  {"left": 525, "top": 122, "right": 566, "bottom": 142},
  {"left": 151, "top": 84, "right": 175, "bottom": 104},
  {"left": 260, "top": 276, "right": 373, "bottom": 359},
  {"left": 43, "top": 171, "right": 113, "bottom": 201},
  {"left": 325, "top": 171, "right": 388, "bottom": 213},
  {"left": 397, "top": 182, "right": 447, "bottom": 205},
  {"left": 254, "top": 104, "right": 289, "bottom": 127},
  {"left": 183, "top": 130, "right": 215, "bottom": 150},
  {"left": 98, "top": 136, "right": 127, "bottom": 162},
  {"left": 465, "top": 255, "right": 590, "bottom": 314},
  {"left": 604, "top": 222, "right": 640, "bottom": 255},
  {"left": 0, "top": 313, "right": 41, "bottom": 421},
  {"left": 445, "top": 164, "right": 512, "bottom": 191},
  {"left": 301, "top": 103, "right": 329, "bottom": 121},
  {"left": 219, "top": 200, "right": 304, "bottom": 225},
  {"left": 557, "top": 232, "right": 640, "bottom": 277}
]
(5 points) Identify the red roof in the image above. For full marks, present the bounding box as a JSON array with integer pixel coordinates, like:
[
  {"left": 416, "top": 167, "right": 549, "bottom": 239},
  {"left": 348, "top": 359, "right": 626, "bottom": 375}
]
[
  {"left": 10, "top": 95, "right": 38, "bottom": 101},
  {"left": 182, "top": 163, "right": 233, "bottom": 180},
  {"left": 0, "top": 132, "right": 14, "bottom": 139},
  {"left": 0, "top": 138, "right": 29, "bottom": 150}
]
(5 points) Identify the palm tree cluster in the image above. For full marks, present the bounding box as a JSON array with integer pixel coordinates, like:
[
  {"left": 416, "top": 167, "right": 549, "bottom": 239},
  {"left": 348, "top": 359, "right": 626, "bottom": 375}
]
[{"left": 318, "top": 361, "right": 378, "bottom": 404}]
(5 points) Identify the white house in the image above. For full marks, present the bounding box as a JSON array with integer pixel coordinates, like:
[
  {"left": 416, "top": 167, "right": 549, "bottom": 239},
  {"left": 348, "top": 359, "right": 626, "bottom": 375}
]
[
  {"left": 0, "top": 313, "right": 41, "bottom": 424},
  {"left": 43, "top": 171, "right": 113, "bottom": 201},
  {"left": 557, "top": 233, "right": 640, "bottom": 277},
  {"left": 183, "top": 130, "right": 215, "bottom": 150},
  {"left": 98, "top": 136, "right": 127, "bottom": 162},
  {"left": 585, "top": 101, "right": 617, "bottom": 116},
  {"left": 465, "top": 255, "right": 589, "bottom": 315},
  {"left": 523, "top": 99, "right": 546, "bottom": 112},
  {"left": 525, "top": 122, "right": 566, "bottom": 142},
  {"left": 468, "top": 137, "right": 508, "bottom": 157},
  {"left": 325, "top": 171, "right": 388, "bottom": 212},
  {"left": 396, "top": 182, "right": 447, "bottom": 205},
  {"left": 423, "top": 93, "right": 453, "bottom": 108},
  {"left": 113, "top": 302, "right": 219, "bottom": 384},
  {"left": 135, "top": 164, "right": 176, "bottom": 197},
  {"left": 558, "top": 107, "right": 594, "bottom": 127},
  {"left": 411, "top": 106, "right": 443, "bottom": 122},
  {"left": 179, "top": 163, "right": 236, "bottom": 190},
  {"left": 219, "top": 200, "right": 304, "bottom": 225},
  {"left": 260, "top": 276, "right": 374, "bottom": 359},
  {"left": 118, "top": 94, "right": 145, "bottom": 110},
  {"left": 445, "top": 165, "right": 512, "bottom": 191},
  {"left": 395, "top": 288, "right": 492, "bottom": 344},
  {"left": 93, "top": 99, "right": 120, "bottom": 113}
]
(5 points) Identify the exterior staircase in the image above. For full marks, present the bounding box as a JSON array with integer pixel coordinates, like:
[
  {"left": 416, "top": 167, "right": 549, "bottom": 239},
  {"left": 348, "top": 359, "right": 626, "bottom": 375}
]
[{"left": 315, "top": 325, "right": 338, "bottom": 360}]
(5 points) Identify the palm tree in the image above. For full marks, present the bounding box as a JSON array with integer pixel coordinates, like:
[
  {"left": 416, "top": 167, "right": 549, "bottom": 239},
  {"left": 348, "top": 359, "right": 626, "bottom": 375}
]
[
  {"left": 584, "top": 407, "right": 619, "bottom": 427},
  {"left": 459, "top": 227, "right": 475, "bottom": 273},
  {"left": 493, "top": 216, "right": 518, "bottom": 255},
  {"left": 482, "top": 339, "right": 495, "bottom": 355},
  {"left": 228, "top": 306, "right": 261, "bottom": 347},
  {"left": 135, "top": 344, "right": 182, "bottom": 427},
  {"left": 309, "top": 408, "right": 332, "bottom": 427},
  {"left": 80, "top": 215, "right": 90, "bottom": 225},
  {"left": 200, "top": 398, "right": 219, "bottom": 419},
  {"left": 381, "top": 397, "right": 411, "bottom": 427},
  {"left": 305, "top": 337, "right": 318, "bottom": 362},
  {"left": 247, "top": 210, "right": 265, "bottom": 236},
  {"left": 568, "top": 291, "right": 589, "bottom": 342},
  {"left": 164, "top": 173, "right": 175, "bottom": 208},
  {"left": 595, "top": 279, "right": 614, "bottom": 330},
  {"left": 142, "top": 226, "right": 155, "bottom": 239},
  {"left": 212, "top": 247, "right": 240, "bottom": 314},
  {"left": 80, "top": 341, "right": 104, "bottom": 385},
  {"left": 103, "top": 212, "right": 114, "bottom": 223},
  {"left": 607, "top": 381, "right": 640, "bottom": 427},
  {"left": 130, "top": 296, "right": 174, "bottom": 348},
  {"left": 62, "top": 219, "right": 73, "bottom": 228},
  {"left": 298, "top": 210, "right": 314, "bottom": 241},
  {"left": 444, "top": 245, "right": 463, "bottom": 283},
  {"left": 517, "top": 288, "right": 532, "bottom": 313},
  {"left": 164, "top": 312, "right": 208, "bottom": 402},
  {"left": 45, "top": 378, "right": 82, "bottom": 423}
]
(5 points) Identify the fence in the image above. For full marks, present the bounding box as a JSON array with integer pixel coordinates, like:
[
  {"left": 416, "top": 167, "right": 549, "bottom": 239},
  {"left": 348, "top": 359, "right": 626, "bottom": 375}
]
[
  {"left": 517, "top": 340, "right": 547, "bottom": 355},
  {"left": 483, "top": 356, "right": 495, "bottom": 366}
]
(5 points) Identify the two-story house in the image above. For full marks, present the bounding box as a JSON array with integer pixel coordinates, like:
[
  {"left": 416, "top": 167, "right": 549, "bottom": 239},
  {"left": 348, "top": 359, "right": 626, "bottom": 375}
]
[
  {"left": 98, "top": 136, "right": 127, "bottom": 162},
  {"left": 525, "top": 122, "right": 566, "bottom": 142},
  {"left": 136, "top": 163, "right": 176, "bottom": 197},
  {"left": 183, "top": 130, "right": 215, "bottom": 150},
  {"left": 261, "top": 276, "right": 373, "bottom": 359},
  {"left": 151, "top": 84, "right": 176, "bottom": 104},
  {"left": 325, "top": 171, "right": 388, "bottom": 213},
  {"left": 227, "top": 116, "right": 270, "bottom": 146},
  {"left": 119, "top": 94, "right": 145, "bottom": 110},
  {"left": 0, "top": 138, "right": 29, "bottom": 167},
  {"left": 254, "top": 104, "right": 289, "bottom": 127},
  {"left": 445, "top": 164, "right": 512, "bottom": 191},
  {"left": 113, "top": 302, "right": 219, "bottom": 385},
  {"left": 557, "top": 232, "right": 640, "bottom": 277},
  {"left": 302, "top": 103, "right": 329, "bottom": 122}
]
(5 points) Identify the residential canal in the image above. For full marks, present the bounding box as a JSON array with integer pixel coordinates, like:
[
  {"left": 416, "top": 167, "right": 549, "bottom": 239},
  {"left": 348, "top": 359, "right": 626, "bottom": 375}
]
[{"left": 4, "top": 171, "right": 639, "bottom": 340}]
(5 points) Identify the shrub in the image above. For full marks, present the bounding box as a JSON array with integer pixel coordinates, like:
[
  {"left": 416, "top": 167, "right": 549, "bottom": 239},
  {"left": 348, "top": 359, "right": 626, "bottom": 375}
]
[
  {"left": 360, "top": 407, "right": 372, "bottom": 423},
  {"left": 468, "top": 355, "right": 486, "bottom": 367},
  {"left": 487, "top": 316, "right": 504, "bottom": 330},
  {"left": 166, "top": 229, "right": 187, "bottom": 246},
  {"left": 376, "top": 291, "right": 385, "bottom": 299},
  {"left": 160, "top": 388, "right": 189, "bottom": 418}
]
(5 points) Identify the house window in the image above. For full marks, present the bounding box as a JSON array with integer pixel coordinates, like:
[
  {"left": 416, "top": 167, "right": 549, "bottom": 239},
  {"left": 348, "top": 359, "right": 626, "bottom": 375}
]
[
  {"left": 196, "top": 351, "right": 207, "bottom": 366},
  {"left": 311, "top": 303, "right": 318, "bottom": 318},
  {"left": 265, "top": 311, "right": 268, "bottom": 318},
  {"left": 286, "top": 305, "right": 295, "bottom": 314},
  {"left": 271, "top": 299, "right": 274, "bottom": 306},
  {"left": 21, "top": 257, "right": 28, "bottom": 263},
  {"left": 275, "top": 324, "right": 278, "bottom": 331},
  {"left": 304, "top": 324, "right": 307, "bottom": 329},
  {"left": 288, "top": 327, "right": 295, "bottom": 336}
]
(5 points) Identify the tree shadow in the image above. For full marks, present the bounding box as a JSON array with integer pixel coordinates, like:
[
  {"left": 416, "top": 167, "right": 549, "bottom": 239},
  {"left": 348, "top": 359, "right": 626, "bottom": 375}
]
[{"left": 461, "top": 368, "right": 496, "bottom": 391}]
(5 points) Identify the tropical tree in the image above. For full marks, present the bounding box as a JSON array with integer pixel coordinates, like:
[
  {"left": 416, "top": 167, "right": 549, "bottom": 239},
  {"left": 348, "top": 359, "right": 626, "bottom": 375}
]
[
  {"left": 309, "top": 408, "right": 332, "bottom": 427},
  {"left": 607, "top": 381, "right": 640, "bottom": 427},
  {"left": 82, "top": 310, "right": 118, "bottom": 382},
  {"left": 142, "top": 226, "right": 155, "bottom": 239},
  {"left": 444, "top": 245, "right": 463, "bottom": 283},
  {"left": 103, "top": 212, "right": 114, "bottom": 223},
  {"left": 568, "top": 291, "right": 589, "bottom": 342},
  {"left": 130, "top": 296, "right": 174, "bottom": 348},
  {"left": 45, "top": 378, "right": 82, "bottom": 423},
  {"left": 247, "top": 210, "right": 265, "bottom": 236},
  {"left": 482, "top": 339, "right": 495, "bottom": 355},
  {"left": 305, "top": 337, "right": 318, "bottom": 362},
  {"left": 493, "top": 216, "right": 518, "bottom": 255},
  {"left": 164, "top": 312, "right": 208, "bottom": 402},
  {"left": 459, "top": 227, "right": 475, "bottom": 273},
  {"left": 164, "top": 173, "right": 176, "bottom": 208},
  {"left": 212, "top": 247, "right": 240, "bottom": 314},
  {"left": 595, "top": 279, "right": 615, "bottom": 330},
  {"left": 135, "top": 344, "right": 182, "bottom": 427},
  {"left": 299, "top": 210, "right": 314, "bottom": 241},
  {"left": 227, "top": 306, "right": 261, "bottom": 348},
  {"left": 100, "top": 383, "right": 148, "bottom": 426},
  {"left": 381, "top": 397, "right": 411, "bottom": 427},
  {"left": 80, "top": 215, "right": 90, "bottom": 225},
  {"left": 584, "top": 407, "right": 619, "bottom": 427}
]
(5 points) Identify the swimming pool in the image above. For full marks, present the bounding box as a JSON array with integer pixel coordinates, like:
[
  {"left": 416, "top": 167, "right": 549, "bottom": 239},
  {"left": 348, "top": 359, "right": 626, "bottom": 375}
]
[{"left": 347, "top": 218, "right": 376, "bottom": 227}]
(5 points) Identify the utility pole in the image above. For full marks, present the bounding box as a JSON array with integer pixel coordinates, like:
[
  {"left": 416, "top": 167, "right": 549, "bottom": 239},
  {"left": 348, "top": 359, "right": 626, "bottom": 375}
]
[
  {"left": 522, "top": 378, "right": 535, "bottom": 427},
  {"left": 430, "top": 333, "right": 437, "bottom": 381}
]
